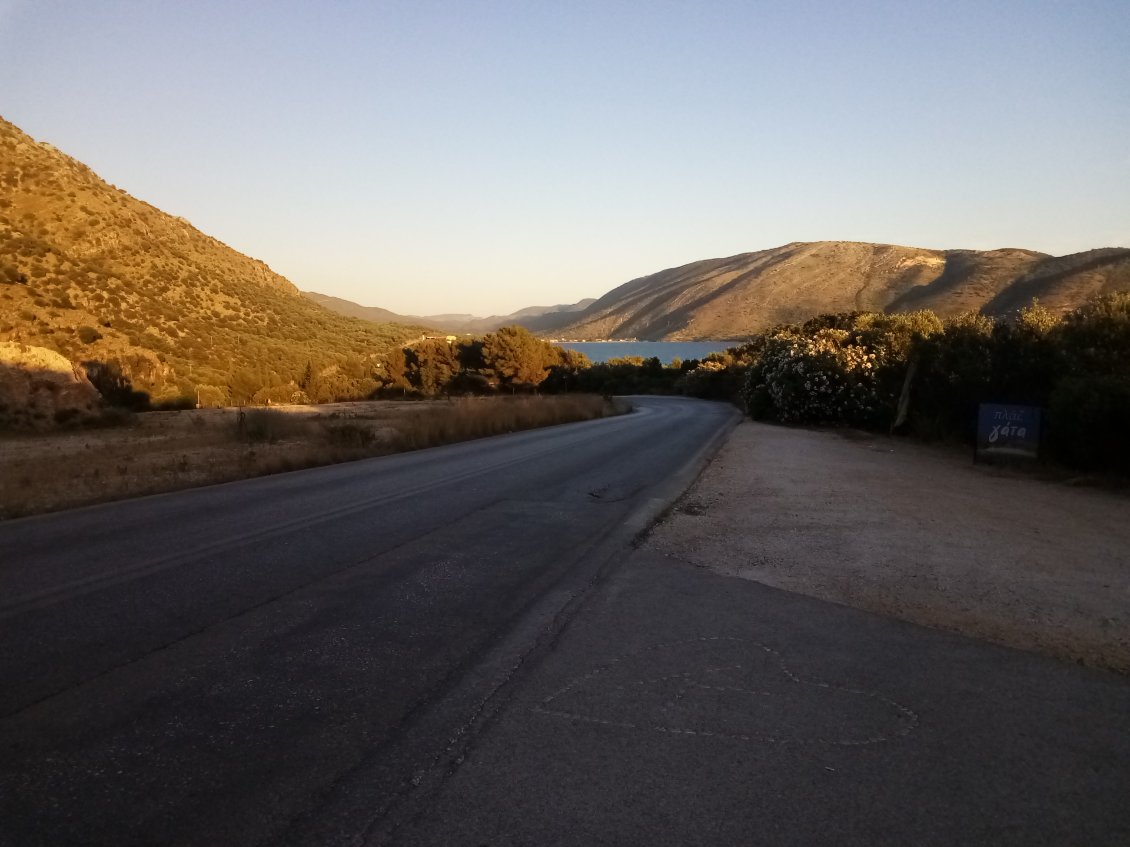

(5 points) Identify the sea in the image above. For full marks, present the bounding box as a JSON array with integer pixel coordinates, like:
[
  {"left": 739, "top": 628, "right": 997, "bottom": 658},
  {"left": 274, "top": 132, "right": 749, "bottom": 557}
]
[{"left": 555, "top": 340, "right": 741, "bottom": 364}]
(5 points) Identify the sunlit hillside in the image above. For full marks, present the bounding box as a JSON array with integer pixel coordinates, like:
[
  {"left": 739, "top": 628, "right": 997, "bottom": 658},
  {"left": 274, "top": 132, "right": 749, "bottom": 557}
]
[
  {"left": 546, "top": 241, "right": 1130, "bottom": 341},
  {"left": 0, "top": 117, "right": 428, "bottom": 404}
]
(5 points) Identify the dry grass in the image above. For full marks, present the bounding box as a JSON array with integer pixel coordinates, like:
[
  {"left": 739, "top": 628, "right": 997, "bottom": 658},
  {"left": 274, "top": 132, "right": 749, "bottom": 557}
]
[{"left": 0, "top": 395, "right": 626, "bottom": 519}]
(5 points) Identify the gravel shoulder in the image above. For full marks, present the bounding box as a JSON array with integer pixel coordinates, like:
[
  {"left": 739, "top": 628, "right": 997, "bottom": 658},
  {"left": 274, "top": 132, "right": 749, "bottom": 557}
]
[{"left": 645, "top": 420, "right": 1130, "bottom": 674}]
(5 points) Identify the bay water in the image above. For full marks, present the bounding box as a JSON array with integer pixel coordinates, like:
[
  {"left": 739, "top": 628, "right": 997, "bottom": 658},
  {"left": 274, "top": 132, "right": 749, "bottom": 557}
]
[{"left": 555, "top": 340, "right": 740, "bottom": 364}]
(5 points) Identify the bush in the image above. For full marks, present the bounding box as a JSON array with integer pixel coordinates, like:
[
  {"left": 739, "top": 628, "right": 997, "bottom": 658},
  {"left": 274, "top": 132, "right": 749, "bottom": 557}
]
[
  {"left": 1047, "top": 376, "right": 1130, "bottom": 474},
  {"left": 907, "top": 312, "right": 996, "bottom": 440},
  {"left": 742, "top": 328, "right": 883, "bottom": 425},
  {"left": 238, "top": 409, "right": 313, "bottom": 443},
  {"left": 77, "top": 325, "right": 102, "bottom": 344},
  {"left": 1056, "top": 292, "right": 1130, "bottom": 378},
  {"left": 195, "top": 385, "right": 229, "bottom": 407},
  {"left": 0, "top": 264, "right": 27, "bottom": 285}
]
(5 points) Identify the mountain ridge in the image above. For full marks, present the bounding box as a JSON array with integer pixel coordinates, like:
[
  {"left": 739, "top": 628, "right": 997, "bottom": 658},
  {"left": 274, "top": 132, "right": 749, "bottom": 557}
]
[
  {"left": 306, "top": 241, "right": 1130, "bottom": 341},
  {"left": 539, "top": 241, "right": 1130, "bottom": 340},
  {"left": 300, "top": 291, "right": 595, "bottom": 335}
]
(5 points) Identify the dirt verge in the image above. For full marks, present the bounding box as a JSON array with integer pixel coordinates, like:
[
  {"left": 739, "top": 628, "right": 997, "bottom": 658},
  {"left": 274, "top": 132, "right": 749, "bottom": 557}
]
[{"left": 645, "top": 420, "right": 1130, "bottom": 674}]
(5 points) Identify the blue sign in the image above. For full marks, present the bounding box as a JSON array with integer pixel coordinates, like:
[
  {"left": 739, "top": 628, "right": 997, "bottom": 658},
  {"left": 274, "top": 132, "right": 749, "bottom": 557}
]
[{"left": 977, "top": 404, "right": 1041, "bottom": 460}]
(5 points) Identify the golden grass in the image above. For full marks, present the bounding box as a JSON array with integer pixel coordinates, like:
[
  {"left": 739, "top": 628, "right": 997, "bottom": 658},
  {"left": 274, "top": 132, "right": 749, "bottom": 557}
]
[{"left": 0, "top": 395, "right": 626, "bottom": 519}]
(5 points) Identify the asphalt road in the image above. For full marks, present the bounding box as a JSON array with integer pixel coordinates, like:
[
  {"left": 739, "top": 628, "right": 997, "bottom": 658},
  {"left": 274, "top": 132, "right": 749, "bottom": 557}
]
[
  {"left": 2, "top": 396, "right": 1128, "bottom": 846},
  {"left": 393, "top": 551, "right": 1130, "bottom": 847},
  {"left": 0, "top": 396, "right": 738, "bottom": 846}
]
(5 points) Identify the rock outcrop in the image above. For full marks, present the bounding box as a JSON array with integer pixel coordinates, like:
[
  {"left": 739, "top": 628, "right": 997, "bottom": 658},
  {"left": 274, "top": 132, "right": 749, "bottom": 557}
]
[{"left": 0, "top": 343, "right": 102, "bottom": 428}]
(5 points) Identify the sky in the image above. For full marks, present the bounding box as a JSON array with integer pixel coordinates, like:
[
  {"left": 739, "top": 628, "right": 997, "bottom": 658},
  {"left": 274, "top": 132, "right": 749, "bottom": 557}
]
[{"left": 2, "top": 1, "right": 1128, "bottom": 316}]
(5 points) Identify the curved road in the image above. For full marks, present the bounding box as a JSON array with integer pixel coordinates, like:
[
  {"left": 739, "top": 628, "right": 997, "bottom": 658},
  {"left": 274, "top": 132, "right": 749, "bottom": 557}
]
[{"left": 0, "top": 396, "right": 738, "bottom": 846}]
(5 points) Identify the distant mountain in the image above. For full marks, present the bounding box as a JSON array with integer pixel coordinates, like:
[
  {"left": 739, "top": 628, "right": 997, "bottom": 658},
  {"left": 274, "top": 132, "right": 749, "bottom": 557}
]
[
  {"left": 545, "top": 242, "right": 1130, "bottom": 340},
  {"left": 300, "top": 291, "right": 410, "bottom": 325},
  {"left": 0, "top": 116, "right": 428, "bottom": 402},
  {"left": 301, "top": 292, "right": 595, "bottom": 335}
]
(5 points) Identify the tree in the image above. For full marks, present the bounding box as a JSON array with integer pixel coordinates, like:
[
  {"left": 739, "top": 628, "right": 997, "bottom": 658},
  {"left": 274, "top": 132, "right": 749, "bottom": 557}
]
[
  {"left": 480, "top": 326, "right": 562, "bottom": 386},
  {"left": 194, "top": 384, "right": 229, "bottom": 407},
  {"left": 406, "top": 339, "right": 460, "bottom": 395},
  {"left": 380, "top": 347, "right": 411, "bottom": 392},
  {"left": 227, "top": 368, "right": 261, "bottom": 405},
  {"left": 305, "top": 366, "right": 355, "bottom": 404},
  {"left": 456, "top": 338, "right": 486, "bottom": 372}
]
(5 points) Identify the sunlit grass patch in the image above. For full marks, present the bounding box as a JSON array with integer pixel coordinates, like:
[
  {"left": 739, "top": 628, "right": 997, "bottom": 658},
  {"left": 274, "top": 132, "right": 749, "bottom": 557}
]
[{"left": 0, "top": 395, "right": 626, "bottom": 518}]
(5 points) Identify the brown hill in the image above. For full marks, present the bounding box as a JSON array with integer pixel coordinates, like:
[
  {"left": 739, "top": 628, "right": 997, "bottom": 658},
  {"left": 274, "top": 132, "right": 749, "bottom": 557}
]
[
  {"left": 980, "top": 248, "right": 1130, "bottom": 315},
  {"left": 548, "top": 242, "right": 1130, "bottom": 340},
  {"left": 301, "top": 291, "right": 410, "bottom": 326},
  {"left": 302, "top": 291, "right": 596, "bottom": 335},
  {"left": 0, "top": 116, "right": 427, "bottom": 403}
]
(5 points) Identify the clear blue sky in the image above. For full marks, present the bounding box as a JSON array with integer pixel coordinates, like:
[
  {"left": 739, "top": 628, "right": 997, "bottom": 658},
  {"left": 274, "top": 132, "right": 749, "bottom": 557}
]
[{"left": 2, "top": 1, "right": 1128, "bottom": 316}]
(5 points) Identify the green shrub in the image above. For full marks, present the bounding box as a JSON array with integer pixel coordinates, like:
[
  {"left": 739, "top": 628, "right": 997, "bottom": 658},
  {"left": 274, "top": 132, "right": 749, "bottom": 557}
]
[
  {"left": 1047, "top": 376, "right": 1130, "bottom": 474},
  {"left": 77, "top": 325, "right": 102, "bottom": 344},
  {"left": 907, "top": 312, "right": 996, "bottom": 441},
  {"left": 1056, "top": 292, "right": 1130, "bottom": 378},
  {"left": 238, "top": 409, "right": 311, "bottom": 443}
]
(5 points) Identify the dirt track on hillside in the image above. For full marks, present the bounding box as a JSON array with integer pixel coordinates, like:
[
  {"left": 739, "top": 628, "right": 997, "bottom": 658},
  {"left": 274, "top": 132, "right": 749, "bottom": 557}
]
[{"left": 645, "top": 421, "right": 1130, "bottom": 674}]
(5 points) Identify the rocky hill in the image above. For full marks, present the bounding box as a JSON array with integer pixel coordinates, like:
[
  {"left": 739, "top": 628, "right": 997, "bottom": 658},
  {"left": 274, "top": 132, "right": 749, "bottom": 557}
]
[
  {"left": 543, "top": 242, "right": 1130, "bottom": 340},
  {"left": 0, "top": 117, "right": 427, "bottom": 404}
]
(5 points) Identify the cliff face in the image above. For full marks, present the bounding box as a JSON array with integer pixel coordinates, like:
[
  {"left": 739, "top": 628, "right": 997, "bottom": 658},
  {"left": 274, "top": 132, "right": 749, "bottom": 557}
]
[{"left": 545, "top": 242, "right": 1130, "bottom": 340}]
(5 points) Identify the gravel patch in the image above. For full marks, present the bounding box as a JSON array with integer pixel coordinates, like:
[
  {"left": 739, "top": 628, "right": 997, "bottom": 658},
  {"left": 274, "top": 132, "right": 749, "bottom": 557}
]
[{"left": 645, "top": 420, "right": 1130, "bottom": 674}]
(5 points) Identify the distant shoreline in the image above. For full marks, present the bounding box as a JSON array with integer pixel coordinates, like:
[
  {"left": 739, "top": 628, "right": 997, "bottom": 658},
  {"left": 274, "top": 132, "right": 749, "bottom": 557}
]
[{"left": 555, "top": 340, "right": 741, "bottom": 364}]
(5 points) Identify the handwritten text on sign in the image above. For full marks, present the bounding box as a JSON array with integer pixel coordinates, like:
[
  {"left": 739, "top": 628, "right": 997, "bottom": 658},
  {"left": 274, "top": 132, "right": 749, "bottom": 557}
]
[{"left": 977, "top": 404, "right": 1041, "bottom": 460}]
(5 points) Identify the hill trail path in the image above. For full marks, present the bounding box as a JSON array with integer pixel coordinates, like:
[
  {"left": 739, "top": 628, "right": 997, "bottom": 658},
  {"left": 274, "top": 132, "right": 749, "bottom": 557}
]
[{"left": 645, "top": 420, "right": 1130, "bottom": 674}]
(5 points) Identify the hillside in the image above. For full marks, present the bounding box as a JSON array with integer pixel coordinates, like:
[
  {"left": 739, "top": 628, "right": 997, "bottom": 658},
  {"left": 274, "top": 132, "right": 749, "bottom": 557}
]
[
  {"left": 545, "top": 242, "right": 1130, "bottom": 340},
  {"left": 0, "top": 117, "right": 427, "bottom": 404},
  {"left": 302, "top": 291, "right": 595, "bottom": 335},
  {"left": 300, "top": 291, "right": 410, "bottom": 326}
]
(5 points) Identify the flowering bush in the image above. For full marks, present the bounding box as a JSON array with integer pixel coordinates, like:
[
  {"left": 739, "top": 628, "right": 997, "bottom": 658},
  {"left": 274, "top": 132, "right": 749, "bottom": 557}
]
[{"left": 742, "top": 328, "right": 883, "bottom": 424}]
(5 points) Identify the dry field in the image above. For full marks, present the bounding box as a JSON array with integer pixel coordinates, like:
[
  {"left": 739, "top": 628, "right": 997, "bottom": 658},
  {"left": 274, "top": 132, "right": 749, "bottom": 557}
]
[{"left": 0, "top": 395, "right": 624, "bottom": 519}]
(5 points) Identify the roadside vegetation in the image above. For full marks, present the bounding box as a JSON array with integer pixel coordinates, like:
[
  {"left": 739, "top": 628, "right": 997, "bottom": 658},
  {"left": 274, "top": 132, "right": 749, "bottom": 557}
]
[
  {"left": 541, "top": 293, "right": 1130, "bottom": 477},
  {"left": 0, "top": 395, "right": 624, "bottom": 518}
]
